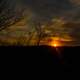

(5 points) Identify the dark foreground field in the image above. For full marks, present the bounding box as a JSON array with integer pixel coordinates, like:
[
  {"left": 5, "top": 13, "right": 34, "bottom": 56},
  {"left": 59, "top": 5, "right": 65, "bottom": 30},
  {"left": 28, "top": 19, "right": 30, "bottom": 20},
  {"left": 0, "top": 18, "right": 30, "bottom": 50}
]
[{"left": 1, "top": 46, "right": 78, "bottom": 72}]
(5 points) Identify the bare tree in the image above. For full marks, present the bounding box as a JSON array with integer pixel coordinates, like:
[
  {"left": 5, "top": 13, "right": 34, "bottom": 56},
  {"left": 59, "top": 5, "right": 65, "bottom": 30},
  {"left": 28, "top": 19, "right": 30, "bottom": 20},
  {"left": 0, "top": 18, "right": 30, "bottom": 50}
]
[{"left": 0, "top": 0, "right": 25, "bottom": 31}]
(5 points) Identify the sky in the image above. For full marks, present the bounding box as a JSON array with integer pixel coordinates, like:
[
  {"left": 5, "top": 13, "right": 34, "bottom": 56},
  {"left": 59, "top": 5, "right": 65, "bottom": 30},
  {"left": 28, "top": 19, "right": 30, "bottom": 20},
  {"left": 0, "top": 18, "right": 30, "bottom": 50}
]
[
  {"left": 22, "top": 0, "right": 80, "bottom": 21},
  {"left": 0, "top": 0, "right": 80, "bottom": 45},
  {"left": 0, "top": 0, "right": 80, "bottom": 23}
]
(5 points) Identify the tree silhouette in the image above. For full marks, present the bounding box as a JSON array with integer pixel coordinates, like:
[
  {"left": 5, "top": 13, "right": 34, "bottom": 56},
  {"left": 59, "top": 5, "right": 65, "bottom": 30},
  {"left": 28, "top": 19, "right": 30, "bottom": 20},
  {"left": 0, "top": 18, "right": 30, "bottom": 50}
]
[{"left": 0, "top": 0, "right": 25, "bottom": 31}]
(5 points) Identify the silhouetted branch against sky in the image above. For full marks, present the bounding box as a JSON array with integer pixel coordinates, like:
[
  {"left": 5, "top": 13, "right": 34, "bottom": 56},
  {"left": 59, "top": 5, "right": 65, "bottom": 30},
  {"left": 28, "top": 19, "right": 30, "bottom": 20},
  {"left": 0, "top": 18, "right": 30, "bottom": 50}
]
[
  {"left": 0, "top": 0, "right": 80, "bottom": 30},
  {"left": 0, "top": 0, "right": 80, "bottom": 44}
]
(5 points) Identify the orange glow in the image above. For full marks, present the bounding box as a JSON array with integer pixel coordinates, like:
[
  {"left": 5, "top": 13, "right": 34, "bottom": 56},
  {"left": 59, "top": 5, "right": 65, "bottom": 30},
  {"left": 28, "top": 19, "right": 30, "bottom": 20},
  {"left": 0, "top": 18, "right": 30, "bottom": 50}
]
[
  {"left": 50, "top": 40, "right": 61, "bottom": 47},
  {"left": 48, "top": 36, "right": 72, "bottom": 47},
  {"left": 53, "top": 43, "right": 57, "bottom": 47}
]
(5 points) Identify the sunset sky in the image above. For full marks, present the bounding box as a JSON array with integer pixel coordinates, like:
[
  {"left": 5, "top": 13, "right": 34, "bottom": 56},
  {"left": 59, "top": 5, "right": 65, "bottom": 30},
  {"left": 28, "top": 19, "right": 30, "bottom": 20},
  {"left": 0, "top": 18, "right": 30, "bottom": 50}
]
[{"left": 0, "top": 0, "right": 80, "bottom": 46}]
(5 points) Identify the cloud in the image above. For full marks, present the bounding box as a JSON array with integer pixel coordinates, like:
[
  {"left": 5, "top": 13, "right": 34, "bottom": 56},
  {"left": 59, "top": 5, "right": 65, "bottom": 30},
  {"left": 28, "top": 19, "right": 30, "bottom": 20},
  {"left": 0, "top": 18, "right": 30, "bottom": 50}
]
[
  {"left": 23, "top": 0, "right": 73, "bottom": 19},
  {"left": 21, "top": 0, "right": 80, "bottom": 23},
  {"left": 0, "top": 0, "right": 80, "bottom": 29},
  {"left": 0, "top": 0, "right": 80, "bottom": 26}
]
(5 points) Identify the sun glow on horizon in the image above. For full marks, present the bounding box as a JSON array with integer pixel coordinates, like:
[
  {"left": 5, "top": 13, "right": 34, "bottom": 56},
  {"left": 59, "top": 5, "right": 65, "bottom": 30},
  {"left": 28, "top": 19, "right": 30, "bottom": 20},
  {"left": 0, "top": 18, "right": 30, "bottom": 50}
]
[
  {"left": 48, "top": 36, "right": 72, "bottom": 47},
  {"left": 50, "top": 40, "right": 61, "bottom": 47}
]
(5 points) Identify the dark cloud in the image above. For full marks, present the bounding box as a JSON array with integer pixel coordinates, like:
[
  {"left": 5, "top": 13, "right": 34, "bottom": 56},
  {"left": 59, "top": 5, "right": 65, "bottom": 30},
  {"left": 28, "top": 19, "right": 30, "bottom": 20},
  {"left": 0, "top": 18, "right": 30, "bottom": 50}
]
[
  {"left": 0, "top": 0, "right": 80, "bottom": 26},
  {"left": 22, "top": 0, "right": 73, "bottom": 19},
  {"left": 20, "top": 0, "right": 80, "bottom": 24}
]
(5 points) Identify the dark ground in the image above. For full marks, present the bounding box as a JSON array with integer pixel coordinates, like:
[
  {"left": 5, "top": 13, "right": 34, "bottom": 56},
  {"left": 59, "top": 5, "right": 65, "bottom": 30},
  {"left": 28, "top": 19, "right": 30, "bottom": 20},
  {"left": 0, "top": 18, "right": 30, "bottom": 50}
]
[{"left": 1, "top": 46, "right": 78, "bottom": 73}]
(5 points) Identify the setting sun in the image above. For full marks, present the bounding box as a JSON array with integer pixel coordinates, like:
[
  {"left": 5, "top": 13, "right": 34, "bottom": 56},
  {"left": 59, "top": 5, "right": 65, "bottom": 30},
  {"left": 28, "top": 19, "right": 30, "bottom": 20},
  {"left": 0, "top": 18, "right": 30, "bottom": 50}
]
[
  {"left": 48, "top": 36, "right": 73, "bottom": 47},
  {"left": 50, "top": 40, "right": 61, "bottom": 47},
  {"left": 53, "top": 43, "right": 57, "bottom": 47}
]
